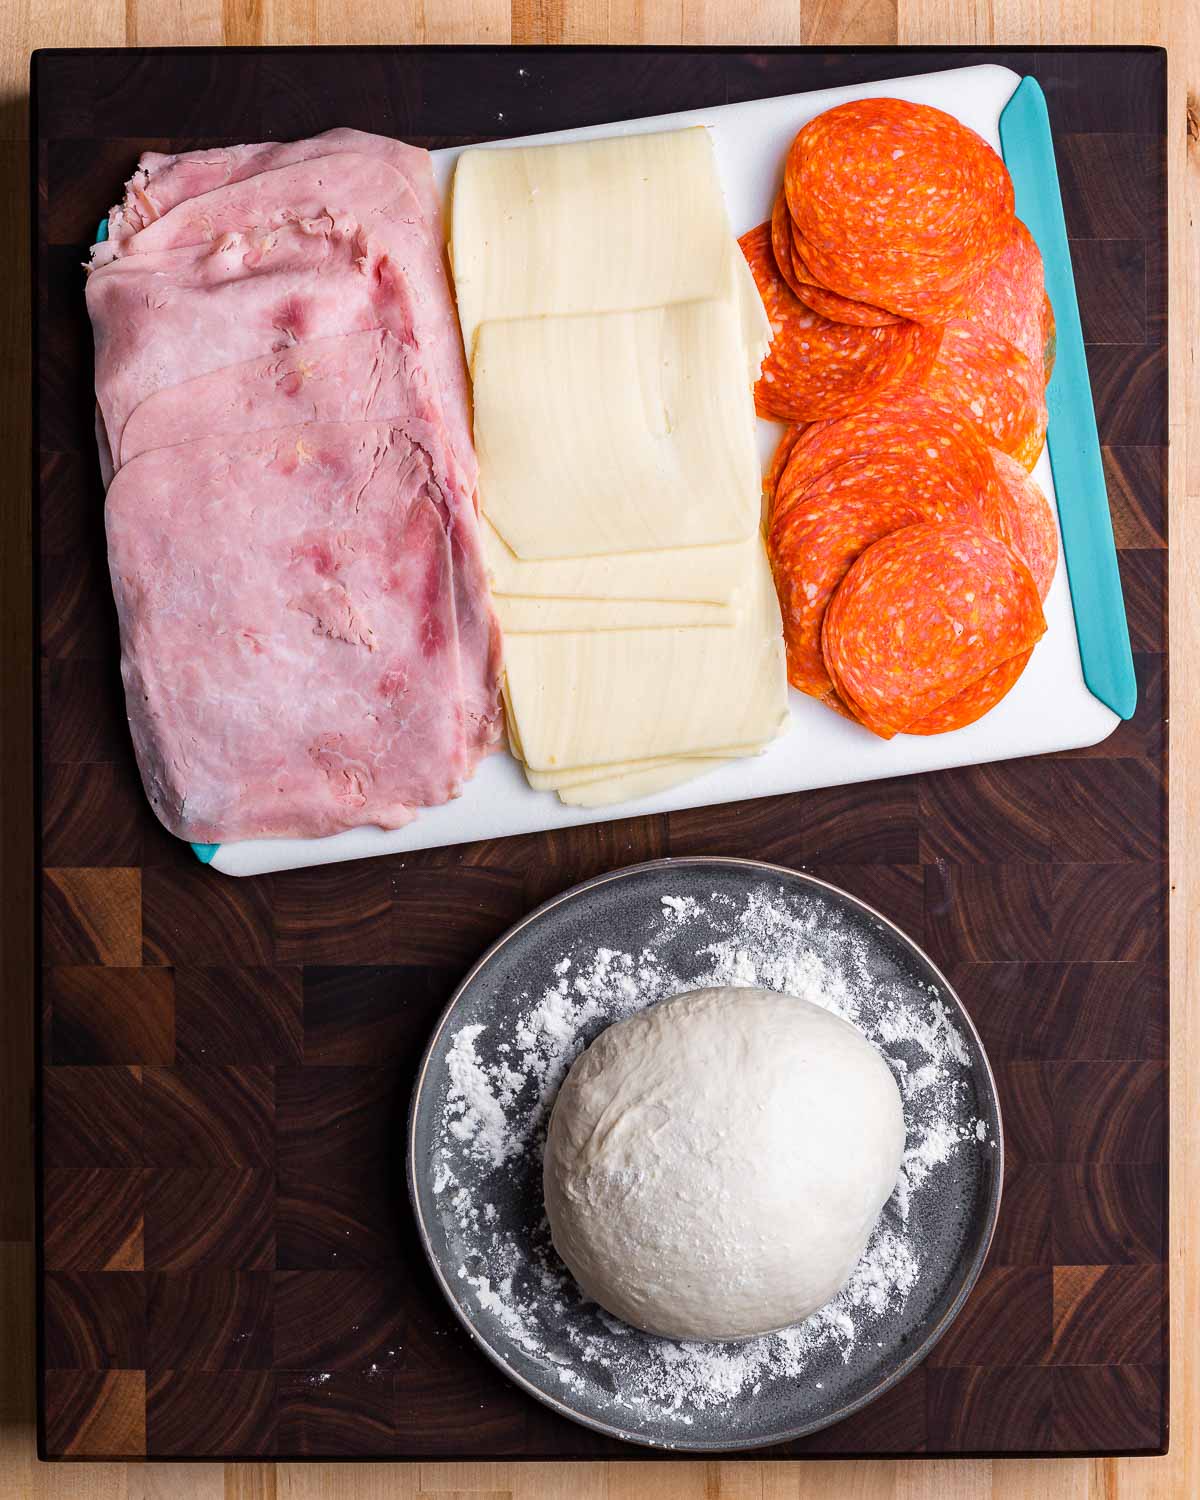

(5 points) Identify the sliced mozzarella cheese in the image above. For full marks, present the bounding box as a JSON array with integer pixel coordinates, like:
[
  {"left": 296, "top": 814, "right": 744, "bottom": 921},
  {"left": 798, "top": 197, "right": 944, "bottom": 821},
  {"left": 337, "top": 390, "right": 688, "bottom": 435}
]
[
  {"left": 483, "top": 518, "right": 749, "bottom": 607},
  {"left": 503, "top": 539, "right": 787, "bottom": 769},
  {"left": 522, "top": 740, "right": 766, "bottom": 791},
  {"left": 733, "top": 245, "right": 771, "bottom": 381},
  {"left": 496, "top": 594, "right": 734, "bottom": 633},
  {"left": 473, "top": 298, "right": 759, "bottom": 558},
  {"left": 451, "top": 127, "right": 732, "bottom": 359},
  {"left": 556, "top": 757, "right": 731, "bottom": 808}
]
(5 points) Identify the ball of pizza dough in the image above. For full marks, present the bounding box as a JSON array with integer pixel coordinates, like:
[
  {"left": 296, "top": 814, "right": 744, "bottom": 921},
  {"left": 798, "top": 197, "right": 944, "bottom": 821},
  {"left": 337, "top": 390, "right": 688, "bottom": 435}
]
[{"left": 543, "top": 985, "right": 905, "bottom": 1341}]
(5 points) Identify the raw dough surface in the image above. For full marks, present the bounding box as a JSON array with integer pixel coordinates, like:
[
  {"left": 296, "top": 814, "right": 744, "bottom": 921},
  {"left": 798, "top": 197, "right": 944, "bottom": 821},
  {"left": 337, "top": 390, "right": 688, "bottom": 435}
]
[{"left": 543, "top": 985, "right": 906, "bottom": 1341}]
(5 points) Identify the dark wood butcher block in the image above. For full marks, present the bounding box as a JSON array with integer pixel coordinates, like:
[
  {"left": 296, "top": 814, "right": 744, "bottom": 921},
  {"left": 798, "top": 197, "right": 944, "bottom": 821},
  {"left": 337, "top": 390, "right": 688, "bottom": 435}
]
[{"left": 32, "top": 45, "right": 1168, "bottom": 1461}]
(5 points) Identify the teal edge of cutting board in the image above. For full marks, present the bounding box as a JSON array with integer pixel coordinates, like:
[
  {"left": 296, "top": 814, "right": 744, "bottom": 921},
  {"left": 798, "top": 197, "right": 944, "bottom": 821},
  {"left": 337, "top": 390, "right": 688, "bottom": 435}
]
[
  {"left": 93, "top": 76, "right": 1129, "bottom": 867},
  {"left": 999, "top": 74, "right": 1137, "bottom": 721}
]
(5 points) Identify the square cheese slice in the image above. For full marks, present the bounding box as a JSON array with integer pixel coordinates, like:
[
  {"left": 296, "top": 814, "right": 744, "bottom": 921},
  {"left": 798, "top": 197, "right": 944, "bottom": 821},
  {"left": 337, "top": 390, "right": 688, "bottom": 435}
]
[
  {"left": 482, "top": 518, "right": 748, "bottom": 607},
  {"left": 451, "top": 127, "right": 732, "bottom": 360},
  {"left": 522, "top": 741, "right": 767, "bottom": 792},
  {"left": 556, "top": 757, "right": 732, "bottom": 808},
  {"left": 503, "top": 537, "right": 788, "bottom": 769},
  {"left": 734, "top": 247, "right": 771, "bottom": 380},
  {"left": 495, "top": 595, "right": 734, "bottom": 632},
  {"left": 473, "top": 298, "right": 760, "bottom": 558}
]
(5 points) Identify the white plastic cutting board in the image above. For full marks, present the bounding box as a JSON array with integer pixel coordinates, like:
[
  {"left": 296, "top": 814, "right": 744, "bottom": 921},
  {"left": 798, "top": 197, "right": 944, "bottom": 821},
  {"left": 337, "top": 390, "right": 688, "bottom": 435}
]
[{"left": 209, "top": 63, "right": 1116, "bottom": 877}]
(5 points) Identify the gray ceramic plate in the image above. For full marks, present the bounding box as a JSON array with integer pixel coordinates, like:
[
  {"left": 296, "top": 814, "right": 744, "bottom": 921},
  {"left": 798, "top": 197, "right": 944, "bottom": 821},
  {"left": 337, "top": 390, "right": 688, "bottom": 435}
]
[{"left": 407, "top": 857, "right": 1003, "bottom": 1451}]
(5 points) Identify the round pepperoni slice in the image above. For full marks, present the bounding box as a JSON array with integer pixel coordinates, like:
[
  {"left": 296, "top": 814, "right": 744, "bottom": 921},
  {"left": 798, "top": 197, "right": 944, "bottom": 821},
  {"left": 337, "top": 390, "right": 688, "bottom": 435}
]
[
  {"left": 784, "top": 98, "right": 1014, "bottom": 319},
  {"left": 774, "top": 184, "right": 810, "bottom": 295},
  {"left": 1042, "top": 294, "right": 1057, "bottom": 385},
  {"left": 788, "top": 99, "right": 1014, "bottom": 259},
  {"left": 772, "top": 191, "right": 902, "bottom": 328},
  {"left": 904, "top": 649, "right": 1032, "bottom": 734},
  {"left": 820, "top": 521, "right": 1045, "bottom": 739},
  {"left": 772, "top": 447, "right": 986, "bottom": 546},
  {"left": 772, "top": 390, "right": 1002, "bottom": 529},
  {"left": 955, "top": 220, "right": 1047, "bottom": 374},
  {"left": 791, "top": 222, "right": 979, "bottom": 324},
  {"left": 986, "top": 448, "right": 1059, "bottom": 600},
  {"left": 789, "top": 257, "right": 906, "bottom": 329},
  {"left": 922, "top": 322, "right": 1048, "bottom": 470},
  {"left": 770, "top": 187, "right": 810, "bottom": 298},
  {"left": 740, "top": 223, "right": 940, "bottom": 423},
  {"left": 764, "top": 424, "right": 805, "bottom": 518},
  {"left": 769, "top": 477, "right": 941, "bottom": 698}
]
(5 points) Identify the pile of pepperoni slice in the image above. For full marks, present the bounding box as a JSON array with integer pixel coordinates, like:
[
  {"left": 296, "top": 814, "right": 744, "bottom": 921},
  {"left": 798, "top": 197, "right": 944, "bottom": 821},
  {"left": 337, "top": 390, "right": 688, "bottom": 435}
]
[{"left": 744, "top": 97, "right": 1060, "bottom": 738}]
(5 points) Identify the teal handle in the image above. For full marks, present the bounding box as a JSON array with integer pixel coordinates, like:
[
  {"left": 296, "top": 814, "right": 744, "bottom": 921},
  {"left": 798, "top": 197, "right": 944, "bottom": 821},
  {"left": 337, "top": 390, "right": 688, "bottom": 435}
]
[{"left": 999, "top": 76, "right": 1137, "bottom": 719}]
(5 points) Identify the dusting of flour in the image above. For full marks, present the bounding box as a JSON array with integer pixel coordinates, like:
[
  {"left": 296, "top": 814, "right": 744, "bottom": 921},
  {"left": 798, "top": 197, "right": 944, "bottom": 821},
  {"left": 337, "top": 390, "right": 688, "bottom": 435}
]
[{"left": 433, "top": 882, "right": 989, "bottom": 1435}]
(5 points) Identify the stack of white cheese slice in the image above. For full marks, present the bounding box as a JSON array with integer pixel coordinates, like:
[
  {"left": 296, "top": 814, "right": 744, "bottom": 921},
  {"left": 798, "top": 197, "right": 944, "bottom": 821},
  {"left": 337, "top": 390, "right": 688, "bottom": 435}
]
[{"left": 452, "top": 128, "right": 789, "bottom": 806}]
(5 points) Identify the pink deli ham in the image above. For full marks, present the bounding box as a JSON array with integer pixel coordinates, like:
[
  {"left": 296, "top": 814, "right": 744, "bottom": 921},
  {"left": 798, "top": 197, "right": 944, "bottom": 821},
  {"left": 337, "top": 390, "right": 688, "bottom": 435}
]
[
  {"left": 100, "top": 128, "right": 442, "bottom": 261},
  {"left": 92, "top": 151, "right": 473, "bottom": 489},
  {"left": 120, "top": 329, "right": 434, "bottom": 464},
  {"left": 88, "top": 220, "right": 400, "bottom": 462},
  {"left": 106, "top": 422, "right": 470, "bottom": 843},
  {"left": 89, "top": 131, "right": 502, "bottom": 845},
  {"left": 116, "top": 329, "right": 502, "bottom": 755}
]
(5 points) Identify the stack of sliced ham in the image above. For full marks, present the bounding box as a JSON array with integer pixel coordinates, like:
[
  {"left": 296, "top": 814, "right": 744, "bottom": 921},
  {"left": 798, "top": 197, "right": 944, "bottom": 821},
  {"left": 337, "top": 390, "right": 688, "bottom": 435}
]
[{"left": 88, "top": 130, "right": 503, "bottom": 845}]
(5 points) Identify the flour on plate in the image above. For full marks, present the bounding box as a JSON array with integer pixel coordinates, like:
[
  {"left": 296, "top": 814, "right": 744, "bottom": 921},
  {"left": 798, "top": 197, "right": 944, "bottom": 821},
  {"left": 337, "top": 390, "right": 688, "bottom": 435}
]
[{"left": 434, "top": 883, "right": 988, "bottom": 1428}]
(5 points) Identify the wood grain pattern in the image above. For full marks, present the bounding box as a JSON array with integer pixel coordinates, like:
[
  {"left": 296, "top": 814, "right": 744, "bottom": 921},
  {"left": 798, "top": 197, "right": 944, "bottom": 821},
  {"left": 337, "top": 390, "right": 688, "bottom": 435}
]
[
  {"left": 146, "top": 1270, "right": 275, "bottom": 1371},
  {"left": 42, "top": 1170, "right": 144, "bottom": 1272},
  {"left": 0, "top": 1, "right": 1194, "bottom": 1495},
  {"left": 44, "top": 1272, "right": 146, "bottom": 1369},
  {"left": 147, "top": 1369, "right": 276, "bottom": 1457},
  {"left": 174, "top": 966, "right": 304, "bottom": 1065},
  {"left": 43, "top": 1370, "right": 147, "bottom": 1457},
  {"left": 42, "top": 1065, "right": 144, "bottom": 1166},
  {"left": 143, "top": 1168, "right": 276, "bottom": 1270},
  {"left": 47, "top": 967, "right": 175, "bottom": 1065}
]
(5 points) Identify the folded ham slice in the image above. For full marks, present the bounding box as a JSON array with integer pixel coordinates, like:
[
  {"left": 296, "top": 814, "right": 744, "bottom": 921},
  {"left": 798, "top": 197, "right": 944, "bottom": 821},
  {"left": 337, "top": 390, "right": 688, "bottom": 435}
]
[
  {"left": 117, "top": 329, "right": 502, "bottom": 755},
  {"left": 120, "top": 328, "right": 433, "bottom": 463},
  {"left": 106, "top": 421, "right": 471, "bottom": 843},
  {"left": 89, "top": 131, "right": 503, "bottom": 846},
  {"left": 101, "top": 128, "right": 441, "bottom": 261},
  {"left": 89, "top": 219, "right": 400, "bottom": 461},
  {"left": 94, "top": 151, "right": 473, "bottom": 489}
]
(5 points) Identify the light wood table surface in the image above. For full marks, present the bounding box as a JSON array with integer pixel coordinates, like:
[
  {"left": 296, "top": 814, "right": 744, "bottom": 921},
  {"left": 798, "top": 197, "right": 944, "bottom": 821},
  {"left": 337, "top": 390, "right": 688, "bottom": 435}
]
[{"left": 2, "top": 1, "right": 1196, "bottom": 1495}]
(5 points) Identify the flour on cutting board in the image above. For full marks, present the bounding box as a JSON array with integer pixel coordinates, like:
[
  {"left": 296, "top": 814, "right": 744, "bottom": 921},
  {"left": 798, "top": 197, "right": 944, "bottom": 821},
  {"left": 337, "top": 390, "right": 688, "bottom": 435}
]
[{"left": 431, "top": 883, "right": 988, "bottom": 1427}]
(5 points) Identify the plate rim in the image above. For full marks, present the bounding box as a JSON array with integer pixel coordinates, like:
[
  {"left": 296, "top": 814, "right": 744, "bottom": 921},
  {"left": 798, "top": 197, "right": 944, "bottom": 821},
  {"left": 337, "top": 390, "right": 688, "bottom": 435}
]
[{"left": 406, "top": 854, "right": 1005, "bottom": 1452}]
